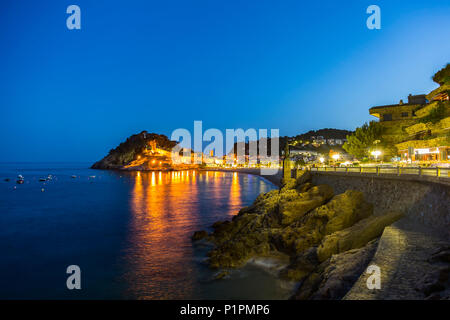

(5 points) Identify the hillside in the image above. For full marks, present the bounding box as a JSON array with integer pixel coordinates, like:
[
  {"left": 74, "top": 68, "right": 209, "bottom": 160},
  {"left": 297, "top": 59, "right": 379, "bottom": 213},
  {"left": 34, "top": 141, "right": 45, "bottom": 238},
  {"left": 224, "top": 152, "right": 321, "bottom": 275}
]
[
  {"left": 292, "top": 128, "right": 353, "bottom": 141},
  {"left": 91, "top": 131, "right": 177, "bottom": 169},
  {"left": 231, "top": 128, "right": 352, "bottom": 156}
]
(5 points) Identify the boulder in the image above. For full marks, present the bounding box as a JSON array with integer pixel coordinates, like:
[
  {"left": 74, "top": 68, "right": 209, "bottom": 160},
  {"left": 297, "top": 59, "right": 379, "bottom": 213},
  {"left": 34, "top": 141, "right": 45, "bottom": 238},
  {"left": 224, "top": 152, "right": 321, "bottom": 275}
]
[
  {"left": 280, "top": 185, "right": 334, "bottom": 225},
  {"left": 241, "top": 189, "right": 282, "bottom": 216},
  {"left": 211, "top": 220, "right": 231, "bottom": 232},
  {"left": 291, "top": 239, "right": 379, "bottom": 300},
  {"left": 290, "top": 272, "right": 322, "bottom": 300},
  {"left": 281, "top": 178, "right": 297, "bottom": 192},
  {"left": 207, "top": 229, "right": 272, "bottom": 268},
  {"left": 317, "top": 211, "right": 404, "bottom": 262},
  {"left": 297, "top": 182, "right": 313, "bottom": 193},
  {"left": 281, "top": 170, "right": 311, "bottom": 192},
  {"left": 315, "top": 190, "right": 373, "bottom": 235},
  {"left": 295, "top": 170, "right": 311, "bottom": 187},
  {"left": 279, "top": 247, "right": 319, "bottom": 281},
  {"left": 275, "top": 190, "right": 372, "bottom": 255},
  {"left": 211, "top": 213, "right": 261, "bottom": 245},
  {"left": 192, "top": 230, "right": 208, "bottom": 241}
]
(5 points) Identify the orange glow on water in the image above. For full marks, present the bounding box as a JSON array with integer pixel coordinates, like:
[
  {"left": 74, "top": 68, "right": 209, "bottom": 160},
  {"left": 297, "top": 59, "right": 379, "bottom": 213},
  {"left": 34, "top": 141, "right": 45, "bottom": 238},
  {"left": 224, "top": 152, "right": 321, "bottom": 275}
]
[
  {"left": 127, "top": 171, "right": 202, "bottom": 298},
  {"left": 229, "top": 171, "right": 242, "bottom": 209},
  {"left": 123, "top": 170, "right": 274, "bottom": 299},
  {"left": 151, "top": 172, "right": 156, "bottom": 186}
]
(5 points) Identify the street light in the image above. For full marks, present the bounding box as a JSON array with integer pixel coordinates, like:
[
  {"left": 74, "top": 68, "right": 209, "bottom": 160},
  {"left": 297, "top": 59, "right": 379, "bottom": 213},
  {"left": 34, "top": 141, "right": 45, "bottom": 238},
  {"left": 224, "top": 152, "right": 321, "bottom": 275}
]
[
  {"left": 319, "top": 157, "right": 325, "bottom": 164},
  {"left": 371, "top": 150, "right": 381, "bottom": 162},
  {"left": 332, "top": 154, "right": 340, "bottom": 161}
]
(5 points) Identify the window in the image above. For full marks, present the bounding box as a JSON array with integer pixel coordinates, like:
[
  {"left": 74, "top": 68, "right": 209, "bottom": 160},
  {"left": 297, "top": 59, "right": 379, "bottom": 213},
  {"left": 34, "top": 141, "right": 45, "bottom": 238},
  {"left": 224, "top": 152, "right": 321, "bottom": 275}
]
[
  {"left": 401, "top": 112, "right": 408, "bottom": 117},
  {"left": 382, "top": 114, "right": 392, "bottom": 121}
]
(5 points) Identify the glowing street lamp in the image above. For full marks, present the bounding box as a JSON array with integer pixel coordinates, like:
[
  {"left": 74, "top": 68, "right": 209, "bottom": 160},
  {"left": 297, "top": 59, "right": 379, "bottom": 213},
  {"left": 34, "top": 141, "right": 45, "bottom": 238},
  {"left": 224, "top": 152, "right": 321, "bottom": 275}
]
[
  {"left": 319, "top": 157, "right": 325, "bottom": 164},
  {"left": 371, "top": 150, "right": 381, "bottom": 162},
  {"left": 332, "top": 154, "right": 340, "bottom": 161}
]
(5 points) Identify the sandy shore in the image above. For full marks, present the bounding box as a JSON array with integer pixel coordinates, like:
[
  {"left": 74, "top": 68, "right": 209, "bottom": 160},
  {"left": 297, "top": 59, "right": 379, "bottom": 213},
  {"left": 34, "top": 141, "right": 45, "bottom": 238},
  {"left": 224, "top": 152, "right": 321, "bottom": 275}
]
[{"left": 199, "top": 167, "right": 282, "bottom": 187}]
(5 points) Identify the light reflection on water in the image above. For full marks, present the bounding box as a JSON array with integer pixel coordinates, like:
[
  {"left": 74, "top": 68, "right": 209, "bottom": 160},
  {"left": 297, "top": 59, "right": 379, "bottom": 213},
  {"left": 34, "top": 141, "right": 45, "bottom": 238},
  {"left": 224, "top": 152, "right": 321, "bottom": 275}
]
[
  {"left": 122, "top": 170, "right": 271, "bottom": 299},
  {"left": 0, "top": 164, "right": 292, "bottom": 299}
]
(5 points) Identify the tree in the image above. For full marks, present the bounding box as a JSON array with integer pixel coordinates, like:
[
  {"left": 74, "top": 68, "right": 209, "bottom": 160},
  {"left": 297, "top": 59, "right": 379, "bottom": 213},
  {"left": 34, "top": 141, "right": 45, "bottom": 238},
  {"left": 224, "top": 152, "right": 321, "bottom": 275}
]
[
  {"left": 294, "top": 158, "right": 306, "bottom": 167},
  {"left": 343, "top": 121, "right": 383, "bottom": 159},
  {"left": 432, "top": 63, "right": 450, "bottom": 85},
  {"left": 419, "top": 101, "right": 447, "bottom": 124}
]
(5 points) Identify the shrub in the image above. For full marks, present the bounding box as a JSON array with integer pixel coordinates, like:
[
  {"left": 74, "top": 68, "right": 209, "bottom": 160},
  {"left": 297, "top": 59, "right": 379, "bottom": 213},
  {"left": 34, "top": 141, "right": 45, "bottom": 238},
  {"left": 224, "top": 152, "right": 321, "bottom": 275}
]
[{"left": 419, "top": 102, "right": 446, "bottom": 124}]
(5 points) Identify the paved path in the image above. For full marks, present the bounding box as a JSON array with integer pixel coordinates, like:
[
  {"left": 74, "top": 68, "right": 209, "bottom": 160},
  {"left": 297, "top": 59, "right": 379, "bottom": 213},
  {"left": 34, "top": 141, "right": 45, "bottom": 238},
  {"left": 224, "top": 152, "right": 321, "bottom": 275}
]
[{"left": 344, "top": 218, "right": 449, "bottom": 300}]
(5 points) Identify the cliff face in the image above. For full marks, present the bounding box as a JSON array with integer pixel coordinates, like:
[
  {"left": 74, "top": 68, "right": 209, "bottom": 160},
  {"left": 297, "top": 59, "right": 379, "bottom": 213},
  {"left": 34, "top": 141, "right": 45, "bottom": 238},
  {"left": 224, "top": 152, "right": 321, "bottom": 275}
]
[{"left": 91, "top": 131, "right": 177, "bottom": 169}]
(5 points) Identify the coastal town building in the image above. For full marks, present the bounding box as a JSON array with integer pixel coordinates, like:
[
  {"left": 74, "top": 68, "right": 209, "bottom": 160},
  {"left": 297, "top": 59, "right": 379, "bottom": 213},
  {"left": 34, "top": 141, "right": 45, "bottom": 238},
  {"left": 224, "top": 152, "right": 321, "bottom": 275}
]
[
  {"left": 288, "top": 147, "right": 320, "bottom": 164},
  {"left": 431, "top": 91, "right": 449, "bottom": 102},
  {"left": 369, "top": 93, "right": 450, "bottom": 164},
  {"left": 369, "top": 94, "right": 428, "bottom": 122}
]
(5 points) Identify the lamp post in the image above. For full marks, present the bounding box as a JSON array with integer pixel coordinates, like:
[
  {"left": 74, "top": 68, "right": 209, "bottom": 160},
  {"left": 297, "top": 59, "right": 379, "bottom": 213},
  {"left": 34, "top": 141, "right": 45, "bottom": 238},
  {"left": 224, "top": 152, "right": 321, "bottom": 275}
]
[
  {"left": 371, "top": 150, "right": 381, "bottom": 162},
  {"left": 330, "top": 154, "right": 339, "bottom": 168}
]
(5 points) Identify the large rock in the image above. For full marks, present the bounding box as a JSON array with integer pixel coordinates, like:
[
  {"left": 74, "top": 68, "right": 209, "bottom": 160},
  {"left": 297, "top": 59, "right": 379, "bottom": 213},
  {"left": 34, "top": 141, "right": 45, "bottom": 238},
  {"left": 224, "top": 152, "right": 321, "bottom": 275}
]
[
  {"left": 295, "top": 170, "right": 311, "bottom": 187},
  {"left": 192, "top": 230, "right": 208, "bottom": 241},
  {"left": 280, "top": 185, "right": 334, "bottom": 225},
  {"left": 290, "top": 272, "right": 322, "bottom": 300},
  {"left": 291, "top": 239, "right": 379, "bottom": 300},
  {"left": 279, "top": 247, "right": 319, "bottom": 281},
  {"left": 206, "top": 212, "right": 277, "bottom": 268},
  {"left": 203, "top": 181, "right": 383, "bottom": 284},
  {"left": 281, "top": 178, "right": 297, "bottom": 192},
  {"left": 238, "top": 189, "right": 285, "bottom": 217},
  {"left": 297, "top": 182, "right": 313, "bottom": 193},
  {"left": 274, "top": 190, "right": 372, "bottom": 255},
  {"left": 317, "top": 211, "right": 404, "bottom": 262},
  {"left": 207, "top": 229, "right": 273, "bottom": 268},
  {"left": 281, "top": 170, "right": 311, "bottom": 193},
  {"left": 315, "top": 190, "right": 373, "bottom": 235}
]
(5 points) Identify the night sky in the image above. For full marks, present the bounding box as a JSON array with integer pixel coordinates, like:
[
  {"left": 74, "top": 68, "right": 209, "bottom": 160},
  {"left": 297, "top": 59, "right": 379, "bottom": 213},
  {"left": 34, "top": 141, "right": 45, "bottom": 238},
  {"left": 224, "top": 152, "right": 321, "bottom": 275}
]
[{"left": 1, "top": 0, "right": 449, "bottom": 162}]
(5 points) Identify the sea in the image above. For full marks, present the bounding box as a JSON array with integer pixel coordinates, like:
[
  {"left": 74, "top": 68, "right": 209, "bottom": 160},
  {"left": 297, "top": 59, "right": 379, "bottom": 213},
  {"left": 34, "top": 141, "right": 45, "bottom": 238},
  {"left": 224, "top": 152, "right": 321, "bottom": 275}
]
[{"left": 0, "top": 163, "right": 295, "bottom": 299}]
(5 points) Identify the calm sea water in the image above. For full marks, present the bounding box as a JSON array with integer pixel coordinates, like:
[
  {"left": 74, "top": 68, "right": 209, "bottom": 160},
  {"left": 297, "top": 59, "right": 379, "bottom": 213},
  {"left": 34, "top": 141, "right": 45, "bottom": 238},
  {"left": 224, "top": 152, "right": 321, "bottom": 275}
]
[{"left": 0, "top": 163, "right": 294, "bottom": 299}]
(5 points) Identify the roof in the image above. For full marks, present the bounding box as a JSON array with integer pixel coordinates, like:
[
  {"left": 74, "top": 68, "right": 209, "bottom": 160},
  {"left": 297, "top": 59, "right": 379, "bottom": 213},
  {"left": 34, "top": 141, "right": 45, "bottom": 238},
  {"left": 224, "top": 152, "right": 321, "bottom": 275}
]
[{"left": 370, "top": 103, "right": 418, "bottom": 110}]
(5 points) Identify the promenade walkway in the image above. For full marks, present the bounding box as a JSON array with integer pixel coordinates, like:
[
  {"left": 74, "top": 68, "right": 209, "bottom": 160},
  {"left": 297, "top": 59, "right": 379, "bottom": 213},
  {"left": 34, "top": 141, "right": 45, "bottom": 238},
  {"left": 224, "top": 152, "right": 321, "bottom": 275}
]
[
  {"left": 306, "top": 166, "right": 450, "bottom": 186},
  {"left": 344, "top": 217, "right": 449, "bottom": 300}
]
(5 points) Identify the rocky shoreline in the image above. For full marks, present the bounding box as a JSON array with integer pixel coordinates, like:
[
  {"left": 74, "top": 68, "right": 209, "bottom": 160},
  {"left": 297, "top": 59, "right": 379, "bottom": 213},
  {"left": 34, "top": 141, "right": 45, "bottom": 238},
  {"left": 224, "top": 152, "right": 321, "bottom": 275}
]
[{"left": 192, "top": 171, "right": 412, "bottom": 299}]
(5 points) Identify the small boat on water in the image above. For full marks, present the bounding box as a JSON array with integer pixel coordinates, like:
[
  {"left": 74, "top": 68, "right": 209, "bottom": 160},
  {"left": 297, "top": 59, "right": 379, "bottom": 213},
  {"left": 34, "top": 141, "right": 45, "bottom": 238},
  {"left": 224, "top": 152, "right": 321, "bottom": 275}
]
[
  {"left": 39, "top": 178, "right": 47, "bottom": 182},
  {"left": 17, "top": 175, "right": 24, "bottom": 184},
  {"left": 47, "top": 175, "right": 53, "bottom": 180},
  {"left": 4, "top": 178, "right": 10, "bottom": 182},
  {"left": 71, "top": 175, "right": 77, "bottom": 178}
]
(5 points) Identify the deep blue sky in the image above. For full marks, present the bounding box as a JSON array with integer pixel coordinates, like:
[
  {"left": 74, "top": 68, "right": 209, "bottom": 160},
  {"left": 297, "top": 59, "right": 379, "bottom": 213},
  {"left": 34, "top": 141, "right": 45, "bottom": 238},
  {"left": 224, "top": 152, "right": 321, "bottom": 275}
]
[{"left": 1, "top": 0, "right": 449, "bottom": 162}]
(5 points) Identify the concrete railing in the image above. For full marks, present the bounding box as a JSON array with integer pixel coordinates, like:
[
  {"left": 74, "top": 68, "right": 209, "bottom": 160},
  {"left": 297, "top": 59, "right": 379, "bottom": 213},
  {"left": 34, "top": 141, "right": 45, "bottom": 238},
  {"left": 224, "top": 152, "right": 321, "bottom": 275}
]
[{"left": 300, "top": 166, "right": 450, "bottom": 180}]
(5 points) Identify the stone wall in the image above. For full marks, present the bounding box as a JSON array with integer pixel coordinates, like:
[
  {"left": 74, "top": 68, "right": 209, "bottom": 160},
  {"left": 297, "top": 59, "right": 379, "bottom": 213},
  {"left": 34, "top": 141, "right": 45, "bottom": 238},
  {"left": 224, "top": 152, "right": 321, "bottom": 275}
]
[{"left": 308, "top": 172, "right": 450, "bottom": 237}]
